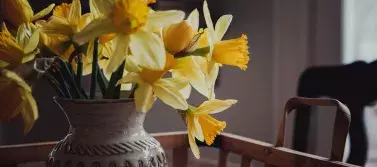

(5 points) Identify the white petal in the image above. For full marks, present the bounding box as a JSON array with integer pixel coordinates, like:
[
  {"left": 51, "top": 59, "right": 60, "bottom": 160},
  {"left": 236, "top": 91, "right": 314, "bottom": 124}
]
[
  {"left": 105, "top": 34, "right": 130, "bottom": 75},
  {"left": 203, "top": 1, "right": 214, "bottom": 31},
  {"left": 129, "top": 29, "right": 166, "bottom": 70},
  {"left": 214, "top": 15, "right": 232, "bottom": 42},
  {"left": 145, "top": 10, "right": 185, "bottom": 32},
  {"left": 116, "top": 72, "right": 141, "bottom": 85},
  {"left": 135, "top": 83, "right": 155, "bottom": 112},
  {"left": 187, "top": 9, "right": 199, "bottom": 31},
  {"left": 196, "top": 99, "right": 237, "bottom": 115},
  {"left": 153, "top": 79, "right": 188, "bottom": 110},
  {"left": 72, "top": 18, "right": 116, "bottom": 44}
]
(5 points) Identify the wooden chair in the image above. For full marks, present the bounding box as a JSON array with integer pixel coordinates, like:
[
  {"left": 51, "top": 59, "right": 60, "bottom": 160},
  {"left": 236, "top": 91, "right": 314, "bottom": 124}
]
[{"left": 0, "top": 97, "right": 359, "bottom": 167}]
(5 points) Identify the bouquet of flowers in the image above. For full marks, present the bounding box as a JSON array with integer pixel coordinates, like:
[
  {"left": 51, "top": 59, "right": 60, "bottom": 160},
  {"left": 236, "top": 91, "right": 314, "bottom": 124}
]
[{"left": 0, "top": 0, "right": 249, "bottom": 158}]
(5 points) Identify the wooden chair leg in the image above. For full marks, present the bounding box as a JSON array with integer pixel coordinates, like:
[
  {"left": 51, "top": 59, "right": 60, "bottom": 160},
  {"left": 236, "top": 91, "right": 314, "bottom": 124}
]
[
  {"left": 173, "top": 147, "right": 188, "bottom": 167},
  {"left": 218, "top": 149, "right": 229, "bottom": 167},
  {"left": 241, "top": 156, "right": 252, "bottom": 167}
]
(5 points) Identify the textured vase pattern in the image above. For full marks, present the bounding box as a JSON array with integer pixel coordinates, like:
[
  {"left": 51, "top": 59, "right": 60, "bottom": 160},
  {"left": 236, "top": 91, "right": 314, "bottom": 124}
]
[{"left": 48, "top": 98, "right": 167, "bottom": 167}]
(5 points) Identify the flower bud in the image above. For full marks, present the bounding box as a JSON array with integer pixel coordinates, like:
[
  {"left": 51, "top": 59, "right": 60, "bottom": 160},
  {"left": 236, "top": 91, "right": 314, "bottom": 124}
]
[{"left": 163, "top": 20, "right": 195, "bottom": 54}]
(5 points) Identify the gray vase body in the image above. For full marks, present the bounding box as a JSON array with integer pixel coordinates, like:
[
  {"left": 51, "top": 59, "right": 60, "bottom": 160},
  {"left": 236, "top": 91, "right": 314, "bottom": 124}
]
[{"left": 48, "top": 98, "right": 167, "bottom": 167}]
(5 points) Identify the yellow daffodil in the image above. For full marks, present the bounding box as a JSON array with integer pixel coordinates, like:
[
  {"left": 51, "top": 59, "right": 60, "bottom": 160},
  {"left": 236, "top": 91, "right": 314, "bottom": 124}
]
[
  {"left": 117, "top": 53, "right": 188, "bottom": 112},
  {"left": 200, "top": 1, "right": 250, "bottom": 99},
  {"left": 0, "top": 68, "right": 38, "bottom": 133},
  {"left": 0, "top": 23, "right": 40, "bottom": 69},
  {"left": 183, "top": 99, "right": 237, "bottom": 158},
  {"left": 0, "top": 0, "right": 55, "bottom": 29},
  {"left": 161, "top": 9, "right": 209, "bottom": 98},
  {"left": 72, "top": 0, "right": 185, "bottom": 75},
  {"left": 38, "top": 0, "right": 90, "bottom": 59}
]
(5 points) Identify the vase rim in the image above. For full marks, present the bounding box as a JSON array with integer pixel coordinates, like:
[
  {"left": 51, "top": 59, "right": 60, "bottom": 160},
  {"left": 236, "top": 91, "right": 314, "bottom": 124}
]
[{"left": 53, "top": 96, "right": 134, "bottom": 104}]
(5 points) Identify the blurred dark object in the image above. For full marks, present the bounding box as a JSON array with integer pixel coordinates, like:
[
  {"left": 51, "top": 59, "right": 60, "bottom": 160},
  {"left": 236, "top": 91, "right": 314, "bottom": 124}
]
[{"left": 293, "top": 60, "right": 377, "bottom": 166}]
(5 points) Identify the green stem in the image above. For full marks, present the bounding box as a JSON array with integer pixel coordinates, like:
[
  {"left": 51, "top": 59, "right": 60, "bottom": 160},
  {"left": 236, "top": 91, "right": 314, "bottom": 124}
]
[
  {"left": 75, "top": 56, "right": 83, "bottom": 90},
  {"left": 97, "top": 69, "right": 109, "bottom": 97},
  {"left": 128, "top": 84, "right": 138, "bottom": 98},
  {"left": 90, "top": 38, "right": 99, "bottom": 99},
  {"left": 105, "top": 60, "right": 125, "bottom": 99}
]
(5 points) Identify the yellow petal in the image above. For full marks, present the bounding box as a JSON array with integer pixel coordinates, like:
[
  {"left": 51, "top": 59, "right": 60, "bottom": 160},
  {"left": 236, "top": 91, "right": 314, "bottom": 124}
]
[
  {"left": 212, "top": 34, "right": 250, "bottom": 70},
  {"left": 186, "top": 113, "right": 204, "bottom": 142},
  {"left": 0, "top": 69, "right": 30, "bottom": 121},
  {"left": 22, "top": 90, "right": 38, "bottom": 134},
  {"left": 116, "top": 72, "right": 141, "bottom": 85},
  {"left": 112, "top": 0, "right": 149, "bottom": 34},
  {"left": 22, "top": 49, "right": 39, "bottom": 64},
  {"left": 105, "top": 34, "right": 130, "bottom": 75},
  {"left": 186, "top": 114, "right": 201, "bottom": 159},
  {"left": 40, "top": 16, "right": 74, "bottom": 37},
  {"left": 125, "top": 55, "right": 142, "bottom": 73},
  {"left": 206, "top": 28, "right": 215, "bottom": 60},
  {"left": 0, "top": 84, "right": 23, "bottom": 121},
  {"left": 1, "top": 23, "right": 12, "bottom": 37},
  {"left": 157, "top": 77, "right": 189, "bottom": 91},
  {"left": 16, "top": 24, "right": 28, "bottom": 49},
  {"left": 187, "top": 9, "right": 199, "bottom": 31},
  {"left": 68, "top": 0, "right": 81, "bottom": 26},
  {"left": 198, "top": 114, "right": 226, "bottom": 145},
  {"left": 188, "top": 131, "right": 200, "bottom": 159},
  {"left": 145, "top": 10, "right": 185, "bottom": 32},
  {"left": 207, "top": 61, "right": 219, "bottom": 99},
  {"left": 180, "top": 84, "right": 192, "bottom": 99},
  {"left": 24, "top": 29, "right": 40, "bottom": 54},
  {"left": 90, "top": 0, "right": 113, "bottom": 17},
  {"left": 53, "top": 3, "right": 70, "bottom": 17},
  {"left": 203, "top": 1, "right": 214, "bottom": 31},
  {"left": 129, "top": 29, "right": 166, "bottom": 70},
  {"left": 214, "top": 15, "right": 232, "bottom": 42},
  {"left": 31, "top": 4, "right": 56, "bottom": 21},
  {"left": 1, "top": 0, "right": 34, "bottom": 27},
  {"left": 196, "top": 99, "right": 237, "bottom": 115},
  {"left": 194, "top": 115, "right": 204, "bottom": 141},
  {"left": 153, "top": 79, "right": 188, "bottom": 110},
  {"left": 72, "top": 17, "right": 116, "bottom": 44},
  {"left": 2, "top": 68, "right": 31, "bottom": 92},
  {"left": 173, "top": 56, "right": 209, "bottom": 97},
  {"left": 0, "top": 30, "right": 24, "bottom": 67},
  {"left": 135, "top": 82, "right": 155, "bottom": 112}
]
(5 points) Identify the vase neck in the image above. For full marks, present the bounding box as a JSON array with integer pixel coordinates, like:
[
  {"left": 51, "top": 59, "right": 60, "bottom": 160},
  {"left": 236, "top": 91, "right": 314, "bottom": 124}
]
[{"left": 55, "top": 99, "right": 145, "bottom": 135}]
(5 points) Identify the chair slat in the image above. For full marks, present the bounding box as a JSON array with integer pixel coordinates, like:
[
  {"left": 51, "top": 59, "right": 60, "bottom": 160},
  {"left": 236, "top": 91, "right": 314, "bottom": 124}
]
[
  {"left": 241, "top": 156, "right": 252, "bottom": 167},
  {"left": 218, "top": 149, "right": 229, "bottom": 167},
  {"left": 219, "top": 133, "right": 358, "bottom": 167},
  {"left": 173, "top": 147, "right": 188, "bottom": 167}
]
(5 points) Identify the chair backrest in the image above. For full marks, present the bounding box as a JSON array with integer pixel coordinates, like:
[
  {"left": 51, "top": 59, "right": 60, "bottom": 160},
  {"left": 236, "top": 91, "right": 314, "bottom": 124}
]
[{"left": 0, "top": 97, "right": 358, "bottom": 167}]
